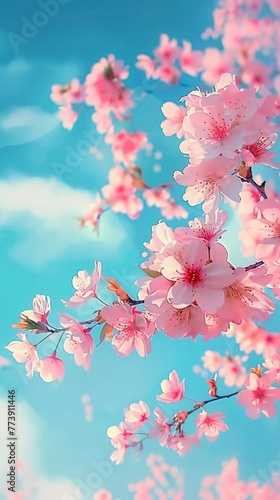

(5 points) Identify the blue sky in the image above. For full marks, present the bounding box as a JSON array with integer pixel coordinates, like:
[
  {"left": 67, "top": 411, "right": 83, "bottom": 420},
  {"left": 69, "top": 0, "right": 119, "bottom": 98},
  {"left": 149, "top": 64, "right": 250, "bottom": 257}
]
[{"left": 1, "top": 0, "right": 280, "bottom": 499}]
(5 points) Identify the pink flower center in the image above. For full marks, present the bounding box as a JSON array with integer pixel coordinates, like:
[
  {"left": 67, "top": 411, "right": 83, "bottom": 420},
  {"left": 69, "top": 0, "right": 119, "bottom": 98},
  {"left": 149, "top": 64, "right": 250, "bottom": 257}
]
[
  {"left": 210, "top": 119, "right": 228, "bottom": 140},
  {"left": 252, "top": 387, "right": 266, "bottom": 401},
  {"left": 183, "top": 265, "right": 202, "bottom": 285},
  {"left": 265, "top": 335, "right": 274, "bottom": 344},
  {"left": 227, "top": 285, "right": 243, "bottom": 300},
  {"left": 247, "top": 136, "right": 273, "bottom": 158}
]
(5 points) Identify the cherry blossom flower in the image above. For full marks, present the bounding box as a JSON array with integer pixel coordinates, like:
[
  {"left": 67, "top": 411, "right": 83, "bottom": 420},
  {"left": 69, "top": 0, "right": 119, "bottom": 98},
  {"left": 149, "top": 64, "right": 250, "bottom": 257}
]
[
  {"left": 156, "top": 370, "right": 185, "bottom": 403},
  {"left": 161, "top": 102, "right": 186, "bottom": 138},
  {"left": 195, "top": 411, "right": 229, "bottom": 441},
  {"left": 153, "top": 34, "right": 181, "bottom": 65},
  {"left": 109, "top": 439, "right": 127, "bottom": 465},
  {"left": 155, "top": 302, "right": 206, "bottom": 340},
  {"left": 218, "top": 355, "right": 247, "bottom": 387},
  {"left": 62, "top": 261, "right": 101, "bottom": 308},
  {"left": 202, "top": 351, "right": 223, "bottom": 372},
  {"left": 0, "top": 356, "right": 11, "bottom": 368},
  {"left": 160, "top": 199, "right": 188, "bottom": 220},
  {"left": 143, "top": 187, "right": 170, "bottom": 208},
  {"left": 40, "top": 353, "right": 65, "bottom": 383},
  {"left": 60, "top": 313, "right": 94, "bottom": 370},
  {"left": 64, "top": 330, "right": 93, "bottom": 371},
  {"left": 179, "top": 41, "right": 203, "bottom": 76},
  {"left": 266, "top": 261, "right": 280, "bottom": 300},
  {"left": 241, "top": 130, "right": 278, "bottom": 169},
  {"left": 93, "top": 490, "right": 112, "bottom": 500},
  {"left": 148, "top": 407, "right": 171, "bottom": 446},
  {"left": 135, "top": 54, "right": 157, "bottom": 79},
  {"left": 237, "top": 373, "right": 280, "bottom": 419},
  {"left": 248, "top": 199, "right": 280, "bottom": 262},
  {"left": 50, "top": 78, "right": 84, "bottom": 105},
  {"left": 217, "top": 266, "right": 274, "bottom": 324},
  {"left": 160, "top": 239, "right": 234, "bottom": 314},
  {"left": 155, "top": 64, "right": 181, "bottom": 85},
  {"left": 79, "top": 194, "right": 105, "bottom": 234},
  {"left": 263, "top": 354, "right": 280, "bottom": 384},
  {"left": 85, "top": 55, "right": 133, "bottom": 119},
  {"left": 107, "top": 422, "right": 134, "bottom": 464},
  {"left": 111, "top": 130, "right": 147, "bottom": 166},
  {"left": 5, "top": 333, "right": 40, "bottom": 379},
  {"left": 168, "top": 434, "right": 200, "bottom": 457},
  {"left": 174, "top": 210, "right": 227, "bottom": 248},
  {"left": 202, "top": 48, "right": 234, "bottom": 85},
  {"left": 125, "top": 401, "right": 150, "bottom": 429},
  {"left": 21, "top": 294, "right": 51, "bottom": 325},
  {"left": 174, "top": 157, "right": 242, "bottom": 213},
  {"left": 58, "top": 104, "right": 78, "bottom": 130},
  {"left": 102, "top": 166, "right": 143, "bottom": 218},
  {"left": 101, "top": 303, "right": 152, "bottom": 357}
]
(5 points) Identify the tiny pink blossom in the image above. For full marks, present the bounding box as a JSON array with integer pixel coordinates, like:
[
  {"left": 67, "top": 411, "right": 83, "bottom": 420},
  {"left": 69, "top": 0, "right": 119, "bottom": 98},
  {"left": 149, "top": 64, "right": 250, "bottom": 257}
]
[
  {"left": 237, "top": 373, "right": 280, "bottom": 419},
  {"left": 179, "top": 41, "right": 203, "bottom": 76},
  {"left": 202, "top": 49, "right": 234, "bottom": 86},
  {"left": 21, "top": 294, "right": 51, "bottom": 325},
  {"left": 5, "top": 333, "right": 40, "bottom": 379},
  {"left": 125, "top": 401, "right": 150, "bottom": 429},
  {"left": 102, "top": 166, "right": 143, "bottom": 219},
  {"left": 79, "top": 194, "right": 105, "bottom": 234},
  {"left": 148, "top": 407, "right": 171, "bottom": 446},
  {"left": 160, "top": 199, "right": 188, "bottom": 220},
  {"left": 62, "top": 261, "right": 102, "bottom": 308},
  {"left": 0, "top": 356, "right": 11, "bottom": 368},
  {"left": 161, "top": 102, "right": 186, "bottom": 138},
  {"left": 101, "top": 303, "right": 151, "bottom": 357},
  {"left": 195, "top": 410, "right": 229, "bottom": 441},
  {"left": 174, "top": 157, "right": 241, "bottom": 213},
  {"left": 202, "top": 351, "right": 223, "bottom": 372},
  {"left": 263, "top": 354, "right": 280, "bottom": 384},
  {"left": 143, "top": 187, "right": 170, "bottom": 208},
  {"left": 155, "top": 64, "right": 181, "bottom": 85},
  {"left": 40, "top": 353, "right": 65, "bottom": 383},
  {"left": 218, "top": 355, "right": 247, "bottom": 387},
  {"left": 153, "top": 34, "right": 181, "bottom": 65},
  {"left": 58, "top": 104, "right": 78, "bottom": 130},
  {"left": 157, "top": 370, "right": 185, "bottom": 403},
  {"left": 59, "top": 314, "right": 94, "bottom": 370},
  {"left": 174, "top": 210, "right": 227, "bottom": 249},
  {"left": 248, "top": 199, "right": 280, "bottom": 262},
  {"left": 111, "top": 130, "right": 147, "bottom": 166},
  {"left": 107, "top": 421, "right": 133, "bottom": 442},
  {"left": 135, "top": 54, "right": 157, "bottom": 79},
  {"left": 169, "top": 434, "right": 200, "bottom": 457},
  {"left": 93, "top": 490, "right": 112, "bottom": 500}
]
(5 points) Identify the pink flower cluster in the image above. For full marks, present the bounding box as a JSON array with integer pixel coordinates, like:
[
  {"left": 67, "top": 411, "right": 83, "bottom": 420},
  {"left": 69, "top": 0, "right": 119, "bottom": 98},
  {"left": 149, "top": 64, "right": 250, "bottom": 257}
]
[
  {"left": 107, "top": 370, "right": 230, "bottom": 463},
  {"left": 202, "top": 351, "right": 248, "bottom": 387},
  {"left": 107, "top": 361, "right": 280, "bottom": 464},
  {"left": 162, "top": 74, "right": 279, "bottom": 214},
  {"left": 226, "top": 320, "right": 280, "bottom": 357},
  {"left": 137, "top": 217, "right": 274, "bottom": 341},
  {"left": 51, "top": 55, "right": 132, "bottom": 131},
  {"left": 199, "top": 457, "right": 280, "bottom": 500},
  {"left": 136, "top": 34, "right": 203, "bottom": 85},
  {"left": 137, "top": 3, "right": 280, "bottom": 93}
]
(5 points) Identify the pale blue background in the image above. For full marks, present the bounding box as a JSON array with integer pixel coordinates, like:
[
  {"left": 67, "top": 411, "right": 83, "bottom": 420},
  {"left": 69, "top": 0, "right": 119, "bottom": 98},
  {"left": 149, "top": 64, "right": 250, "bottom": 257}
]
[{"left": 0, "top": 0, "right": 280, "bottom": 498}]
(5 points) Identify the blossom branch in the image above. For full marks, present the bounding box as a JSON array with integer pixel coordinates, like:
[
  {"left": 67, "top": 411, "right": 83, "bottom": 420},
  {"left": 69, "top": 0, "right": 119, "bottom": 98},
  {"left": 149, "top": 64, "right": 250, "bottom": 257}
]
[
  {"left": 187, "top": 390, "right": 240, "bottom": 416},
  {"left": 244, "top": 261, "right": 264, "bottom": 272}
]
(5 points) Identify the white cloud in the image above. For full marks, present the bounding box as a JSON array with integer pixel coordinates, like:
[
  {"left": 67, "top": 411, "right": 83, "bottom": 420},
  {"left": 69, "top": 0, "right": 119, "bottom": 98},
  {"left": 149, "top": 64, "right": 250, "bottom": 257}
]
[
  {"left": 0, "top": 176, "right": 130, "bottom": 267},
  {"left": 0, "top": 398, "right": 81, "bottom": 500},
  {"left": 0, "top": 106, "right": 59, "bottom": 148}
]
